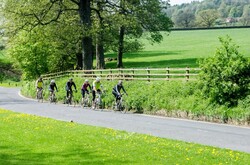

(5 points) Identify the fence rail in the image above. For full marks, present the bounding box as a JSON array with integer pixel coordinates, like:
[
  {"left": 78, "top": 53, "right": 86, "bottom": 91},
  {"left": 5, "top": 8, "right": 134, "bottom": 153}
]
[{"left": 42, "top": 67, "right": 201, "bottom": 81}]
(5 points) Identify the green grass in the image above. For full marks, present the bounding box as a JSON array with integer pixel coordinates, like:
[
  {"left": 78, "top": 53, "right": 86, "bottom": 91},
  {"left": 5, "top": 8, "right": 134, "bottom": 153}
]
[
  {"left": 1, "top": 109, "right": 249, "bottom": 164},
  {"left": 105, "top": 28, "right": 250, "bottom": 68}
]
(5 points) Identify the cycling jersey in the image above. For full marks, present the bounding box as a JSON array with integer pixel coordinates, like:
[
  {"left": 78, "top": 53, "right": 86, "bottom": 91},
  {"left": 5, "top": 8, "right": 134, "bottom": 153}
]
[
  {"left": 49, "top": 83, "right": 58, "bottom": 91},
  {"left": 36, "top": 81, "right": 43, "bottom": 88},
  {"left": 82, "top": 83, "right": 91, "bottom": 91},
  {"left": 92, "top": 80, "right": 101, "bottom": 90}
]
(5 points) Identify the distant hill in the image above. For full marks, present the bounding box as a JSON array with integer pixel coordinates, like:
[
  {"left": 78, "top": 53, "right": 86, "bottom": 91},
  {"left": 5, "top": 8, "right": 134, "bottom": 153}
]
[{"left": 165, "top": 0, "right": 250, "bottom": 28}]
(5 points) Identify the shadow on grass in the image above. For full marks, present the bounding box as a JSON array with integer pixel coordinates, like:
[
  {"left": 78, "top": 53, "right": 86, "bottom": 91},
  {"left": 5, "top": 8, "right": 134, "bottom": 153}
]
[
  {"left": 106, "top": 58, "right": 200, "bottom": 68},
  {"left": 124, "top": 50, "right": 186, "bottom": 59},
  {"left": 105, "top": 50, "right": 187, "bottom": 59},
  {"left": 0, "top": 145, "right": 133, "bottom": 164}
]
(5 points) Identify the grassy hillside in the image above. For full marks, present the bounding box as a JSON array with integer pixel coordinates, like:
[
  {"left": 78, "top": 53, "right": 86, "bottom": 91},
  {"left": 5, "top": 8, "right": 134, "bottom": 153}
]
[{"left": 106, "top": 28, "right": 250, "bottom": 68}]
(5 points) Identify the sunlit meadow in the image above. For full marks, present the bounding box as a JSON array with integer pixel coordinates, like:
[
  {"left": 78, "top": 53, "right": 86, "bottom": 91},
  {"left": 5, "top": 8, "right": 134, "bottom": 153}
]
[{"left": 1, "top": 109, "right": 249, "bottom": 164}]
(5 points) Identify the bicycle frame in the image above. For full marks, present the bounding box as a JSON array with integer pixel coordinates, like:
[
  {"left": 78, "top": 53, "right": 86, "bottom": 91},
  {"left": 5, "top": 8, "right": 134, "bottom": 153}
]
[
  {"left": 49, "top": 90, "right": 57, "bottom": 103},
  {"left": 66, "top": 90, "right": 77, "bottom": 106},
  {"left": 93, "top": 91, "right": 102, "bottom": 110},
  {"left": 82, "top": 92, "right": 90, "bottom": 107},
  {"left": 37, "top": 88, "right": 43, "bottom": 102},
  {"left": 115, "top": 93, "right": 126, "bottom": 113}
]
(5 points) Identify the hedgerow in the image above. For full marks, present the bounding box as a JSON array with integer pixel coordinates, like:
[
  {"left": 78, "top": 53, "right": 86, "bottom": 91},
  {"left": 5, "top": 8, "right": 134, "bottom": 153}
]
[{"left": 21, "top": 77, "right": 250, "bottom": 125}]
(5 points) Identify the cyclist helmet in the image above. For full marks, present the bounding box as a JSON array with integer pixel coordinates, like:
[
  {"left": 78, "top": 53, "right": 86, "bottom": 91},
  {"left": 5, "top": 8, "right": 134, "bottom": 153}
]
[
  {"left": 51, "top": 80, "right": 55, "bottom": 83},
  {"left": 96, "top": 77, "right": 100, "bottom": 82},
  {"left": 85, "top": 79, "right": 89, "bottom": 82},
  {"left": 69, "top": 78, "right": 73, "bottom": 81},
  {"left": 118, "top": 80, "right": 123, "bottom": 86}
]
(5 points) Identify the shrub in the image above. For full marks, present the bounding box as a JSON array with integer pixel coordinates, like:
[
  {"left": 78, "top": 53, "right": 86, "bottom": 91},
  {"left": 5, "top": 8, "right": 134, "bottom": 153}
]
[{"left": 199, "top": 36, "right": 250, "bottom": 106}]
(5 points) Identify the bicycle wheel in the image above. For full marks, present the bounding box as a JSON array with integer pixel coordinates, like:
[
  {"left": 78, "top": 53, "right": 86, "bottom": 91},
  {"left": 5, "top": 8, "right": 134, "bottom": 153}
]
[
  {"left": 53, "top": 95, "right": 57, "bottom": 104},
  {"left": 81, "top": 98, "right": 84, "bottom": 107},
  {"left": 119, "top": 100, "right": 127, "bottom": 114},
  {"left": 83, "top": 95, "right": 89, "bottom": 107},
  {"left": 37, "top": 91, "right": 43, "bottom": 102}
]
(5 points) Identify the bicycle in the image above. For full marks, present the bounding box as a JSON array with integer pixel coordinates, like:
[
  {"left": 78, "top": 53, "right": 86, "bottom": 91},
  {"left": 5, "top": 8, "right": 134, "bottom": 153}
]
[
  {"left": 37, "top": 88, "right": 43, "bottom": 103},
  {"left": 93, "top": 91, "right": 103, "bottom": 110},
  {"left": 113, "top": 93, "right": 127, "bottom": 113},
  {"left": 66, "top": 90, "right": 76, "bottom": 107},
  {"left": 81, "top": 92, "right": 90, "bottom": 108},
  {"left": 49, "top": 90, "right": 57, "bottom": 104}
]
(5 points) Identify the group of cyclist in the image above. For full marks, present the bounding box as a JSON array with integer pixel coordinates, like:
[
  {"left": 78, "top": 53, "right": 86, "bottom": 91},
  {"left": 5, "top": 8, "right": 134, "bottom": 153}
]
[{"left": 35, "top": 76, "right": 128, "bottom": 108}]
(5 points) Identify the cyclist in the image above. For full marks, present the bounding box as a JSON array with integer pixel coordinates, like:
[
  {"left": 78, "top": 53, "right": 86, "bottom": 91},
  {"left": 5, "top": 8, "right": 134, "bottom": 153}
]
[
  {"left": 92, "top": 77, "right": 103, "bottom": 108},
  {"left": 65, "top": 78, "right": 77, "bottom": 99},
  {"left": 81, "top": 79, "right": 91, "bottom": 98},
  {"left": 49, "top": 79, "right": 58, "bottom": 97},
  {"left": 35, "top": 77, "right": 43, "bottom": 99},
  {"left": 112, "top": 80, "right": 128, "bottom": 103}
]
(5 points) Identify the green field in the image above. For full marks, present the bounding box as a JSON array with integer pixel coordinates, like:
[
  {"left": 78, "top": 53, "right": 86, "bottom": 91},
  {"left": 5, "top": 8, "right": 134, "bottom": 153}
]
[
  {"left": 106, "top": 28, "right": 250, "bottom": 68},
  {"left": 1, "top": 109, "right": 249, "bottom": 164}
]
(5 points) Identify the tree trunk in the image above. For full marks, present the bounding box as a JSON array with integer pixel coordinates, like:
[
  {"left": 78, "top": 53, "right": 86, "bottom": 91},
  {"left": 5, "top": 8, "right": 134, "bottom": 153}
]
[
  {"left": 117, "top": 26, "right": 125, "bottom": 68},
  {"left": 95, "top": 1, "right": 105, "bottom": 69},
  {"left": 76, "top": 52, "right": 82, "bottom": 69},
  {"left": 79, "top": 0, "right": 93, "bottom": 70},
  {"left": 96, "top": 37, "right": 105, "bottom": 69}
]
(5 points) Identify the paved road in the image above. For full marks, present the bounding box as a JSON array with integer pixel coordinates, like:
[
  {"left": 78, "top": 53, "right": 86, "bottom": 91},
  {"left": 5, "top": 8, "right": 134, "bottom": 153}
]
[{"left": 1, "top": 87, "right": 250, "bottom": 153}]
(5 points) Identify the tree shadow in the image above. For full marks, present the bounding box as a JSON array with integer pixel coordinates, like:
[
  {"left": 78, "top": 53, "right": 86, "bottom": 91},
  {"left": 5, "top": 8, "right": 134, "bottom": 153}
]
[
  {"left": 106, "top": 58, "right": 200, "bottom": 68},
  {"left": 105, "top": 50, "right": 187, "bottom": 59},
  {"left": 0, "top": 145, "right": 133, "bottom": 164}
]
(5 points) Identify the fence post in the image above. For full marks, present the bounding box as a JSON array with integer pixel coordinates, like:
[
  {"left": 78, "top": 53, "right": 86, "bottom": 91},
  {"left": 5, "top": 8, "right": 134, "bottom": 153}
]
[
  {"left": 119, "top": 68, "right": 123, "bottom": 80},
  {"left": 186, "top": 66, "right": 190, "bottom": 81},
  {"left": 132, "top": 68, "right": 134, "bottom": 80},
  {"left": 109, "top": 69, "right": 112, "bottom": 81},
  {"left": 147, "top": 67, "right": 150, "bottom": 82},
  {"left": 166, "top": 67, "right": 170, "bottom": 81}
]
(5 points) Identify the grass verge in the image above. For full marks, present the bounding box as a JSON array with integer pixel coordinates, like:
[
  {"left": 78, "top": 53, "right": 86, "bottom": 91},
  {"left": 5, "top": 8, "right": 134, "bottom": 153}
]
[{"left": 1, "top": 108, "right": 249, "bottom": 164}]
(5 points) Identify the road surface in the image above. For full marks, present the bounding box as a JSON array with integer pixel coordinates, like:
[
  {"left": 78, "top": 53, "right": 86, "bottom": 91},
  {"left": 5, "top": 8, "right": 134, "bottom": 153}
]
[{"left": 0, "top": 87, "right": 250, "bottom": 153}]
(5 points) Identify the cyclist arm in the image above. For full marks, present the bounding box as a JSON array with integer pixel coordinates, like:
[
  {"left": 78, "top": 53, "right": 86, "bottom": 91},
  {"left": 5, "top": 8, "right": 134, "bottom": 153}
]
[
  {"left": 121, "top": 86, "right": 127, "bottom": 95},
  {"left": 55, "top": 84, "right": 58, "bottom": 91},
  {"left": 87, "top": 84, "right": 91, "bottom": 93},
  {"left": 73, "top": 82, "right": 77, "bottom": 91}
]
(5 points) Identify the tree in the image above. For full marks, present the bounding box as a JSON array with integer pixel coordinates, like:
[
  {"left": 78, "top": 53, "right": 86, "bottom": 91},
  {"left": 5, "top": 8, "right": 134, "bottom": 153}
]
[
  {"left": 8, "top": 30, "right": 50, "bottom": 79},
  {"left": 199, "top": 36, "right": 250, "bottom": 107},
  {"left": 113, "top": 0, "right": 173, "bottom": 68},
  {"left": 240, "top": 5, "right": 250, "bottom": 26},
  {"left": 196, "top": 9, "right": 219, "bottom": 27},
  {"left": 173, "top": 9, "right": 195, "bottom": 28},
  {"left": 2, "top": 0, "right": 93, "bottom": 70}
]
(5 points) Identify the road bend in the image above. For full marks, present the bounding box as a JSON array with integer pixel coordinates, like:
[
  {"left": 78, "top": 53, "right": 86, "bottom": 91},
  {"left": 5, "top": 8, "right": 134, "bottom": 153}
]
[{"left": 0, "top": 87, "right": 250, "bottom": 153}]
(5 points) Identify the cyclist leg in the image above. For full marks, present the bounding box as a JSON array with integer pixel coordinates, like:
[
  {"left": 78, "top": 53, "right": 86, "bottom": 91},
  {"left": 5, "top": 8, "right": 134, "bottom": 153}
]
[{"left": 92, "top": 90, "right": 96, "bottom": 108}]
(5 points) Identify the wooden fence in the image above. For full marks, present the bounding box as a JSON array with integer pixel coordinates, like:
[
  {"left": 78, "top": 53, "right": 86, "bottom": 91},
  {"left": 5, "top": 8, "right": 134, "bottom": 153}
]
[{"left": 41, "top": 67, "right": 201, "bottom": 81}]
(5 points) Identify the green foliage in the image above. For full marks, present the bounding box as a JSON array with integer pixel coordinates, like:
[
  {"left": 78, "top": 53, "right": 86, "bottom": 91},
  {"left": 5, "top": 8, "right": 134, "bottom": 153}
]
[
  {"left": 8, "top": 31, "right": 49, "bottom": 80},
  {"left": 166, "top": 0, "right": 250, "bottom": 28},
  {"left": 199, "top": 36, "right": 250, "bottom": 106},
  {"left": 196, "top": 9, "right": 220, "bottom": 27}
]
